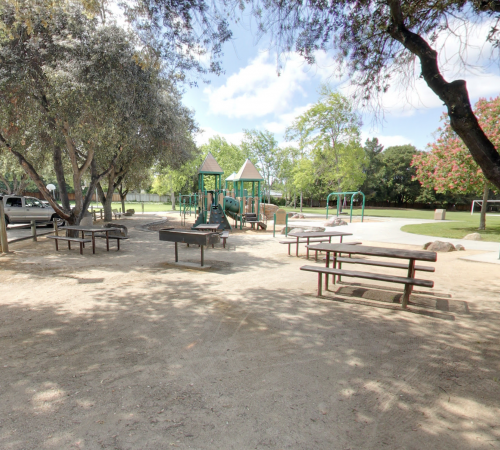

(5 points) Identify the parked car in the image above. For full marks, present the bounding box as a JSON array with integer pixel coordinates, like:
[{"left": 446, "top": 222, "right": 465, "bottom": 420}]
[{"left": 0, "top": 195, "right": 62, "bottom": 227}]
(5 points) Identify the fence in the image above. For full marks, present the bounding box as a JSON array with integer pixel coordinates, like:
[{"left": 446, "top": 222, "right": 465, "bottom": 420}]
[{"left": 23, "top": 192, "right": 170, "bottom": 203}]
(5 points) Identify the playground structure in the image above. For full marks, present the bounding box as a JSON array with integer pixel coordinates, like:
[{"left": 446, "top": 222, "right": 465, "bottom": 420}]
[
  {"left": 187, "top": 153, "right": 266, "bottom": 231},
  {"left": 326, "top": 191, "right": 365, "bottom": 223}
]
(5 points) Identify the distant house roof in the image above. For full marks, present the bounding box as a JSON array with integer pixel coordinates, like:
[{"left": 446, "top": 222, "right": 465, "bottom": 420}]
[
  {"left": 225, "top": 172, "right": 237, "bottom": 182},
  {"left": 199, "top": 152, "right": 224, "bottom": 174},
  {"left": 234, "top": 159, "right": 264, "bottom": 181}
]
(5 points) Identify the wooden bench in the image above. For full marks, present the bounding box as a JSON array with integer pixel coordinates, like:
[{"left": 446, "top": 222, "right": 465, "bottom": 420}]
[
  {"left": 93, "top": 234, "right": 129, "bottom": 250},
  {"left": 112, "top": 209, "right": 123, "bottom": 220},
  {"left": 280, "top": 238, "right": 330, "bottom": 256},
  {"left": 300, "top": 265, "right": 434, "bottom": 297},
  {"left": 220, "top": 231, "right": 229, "bottom": 248},
  {"left": 46, "top": 235, "right": 92, "bottom": 255},
  {"left": 335, "top": 257, "right": 435, "bottom": 272}
]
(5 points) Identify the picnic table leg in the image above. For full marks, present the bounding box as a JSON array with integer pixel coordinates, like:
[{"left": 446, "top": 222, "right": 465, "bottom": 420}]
[
  {"left": 318, "top": 273, "right": 322, "bottom": 296},
  {"left": 174, "top": 242, "right": 178, "bottom": 262},
  {"left": 296, "top": 237, "right": 299, "bottom": 257},
  {"left": 54, "top": 239, "right": 59, "bottom": 251},
  {"left": 201, "top": 245, "right": 204, "bottom": 267},
  {"left": 325, "top": 252, "right": 330, "bottom": 291},
  {"left": 306, "top": 237, "right": 310, "bottom": 259},
  {"left": 92, "top": 232, "right": 96, "bottom": 254},
  {"left": 332, "top": 251, "right": 337, "bottom": 285},
  {"left": 106, "top": 231, "right": 110, "bottom": 251},
  {"left": 79, "top": 241, "right": 83, "bottom": 255},
  {"left": 288, "top": 243, "right": 291, "bottom": 256},
  {"left": 68, "top": 240, "right": 71, "bottom": 250},
  {"left": 402, "top": 259, "right": 416, "bottom": 308},
  {"left": 117, "top": 238, "right": 120, "bottom": 251}
]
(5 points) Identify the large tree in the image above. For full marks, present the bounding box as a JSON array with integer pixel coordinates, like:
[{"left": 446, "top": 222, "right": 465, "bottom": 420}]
[
  {"left": 237, "top": 0, "right": 500, "bottom": 191},
  {"left": 413, "top": 96, "right": 500, "bottom": 229},
  {"left": 0, "top": 3, "right": 194, "bottom": 224}
]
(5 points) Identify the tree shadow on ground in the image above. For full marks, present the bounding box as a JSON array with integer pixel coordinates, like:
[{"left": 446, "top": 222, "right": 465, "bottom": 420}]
[{"left": 0, "top": 268, "right": 499, "bottom": 449}]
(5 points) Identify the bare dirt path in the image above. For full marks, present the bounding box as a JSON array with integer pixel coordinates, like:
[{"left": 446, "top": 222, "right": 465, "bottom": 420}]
[{"left": 0, "top": 215, "right": 499, "bottom": 449}]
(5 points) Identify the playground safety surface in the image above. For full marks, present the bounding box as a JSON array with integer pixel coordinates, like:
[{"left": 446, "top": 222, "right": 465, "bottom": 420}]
[{"left": 0, "top": 214, "right": 499, "bottom": 449}]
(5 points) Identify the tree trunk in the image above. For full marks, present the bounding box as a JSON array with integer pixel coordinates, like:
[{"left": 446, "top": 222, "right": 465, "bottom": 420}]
[
  {"left": 387, "top": 0, "right": 500, "bottom": 191},
  {"left": 479, "top": 182, "right": 489, "bottom": 231},
  {"left": 170, "top": 190, "right": 176, "bottom": 210},
  {"left": 53, "top": 145, "right": 71, "bottom": 211},
  {"left": 293, "top": 195, "right": 296, "bottom": 209},
  {"left": 300, "top": 191, "right": 303, "bottom": 213},
  {"left": 121, "top": 195, "right": 126, "bottom": 214}
]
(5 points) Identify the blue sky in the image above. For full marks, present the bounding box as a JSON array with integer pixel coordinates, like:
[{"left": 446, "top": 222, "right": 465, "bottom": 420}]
[{"left": 181, "top": 18, "right": 500, "bottom": 152}]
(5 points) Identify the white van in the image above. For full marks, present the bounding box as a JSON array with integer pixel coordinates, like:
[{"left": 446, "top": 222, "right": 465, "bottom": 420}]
[{"left": 0, "top": 195, "right": 61, "bottom": 227}]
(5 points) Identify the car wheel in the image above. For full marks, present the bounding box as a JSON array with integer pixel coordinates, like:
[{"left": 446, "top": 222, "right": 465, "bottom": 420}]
[{"left": 50, "top": 215, "right": 65, "bottom": 228}]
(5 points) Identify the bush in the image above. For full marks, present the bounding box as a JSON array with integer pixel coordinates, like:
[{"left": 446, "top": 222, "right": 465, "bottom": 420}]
[{"left": 268, "top": 196, "right": 286, "bottom": 206}]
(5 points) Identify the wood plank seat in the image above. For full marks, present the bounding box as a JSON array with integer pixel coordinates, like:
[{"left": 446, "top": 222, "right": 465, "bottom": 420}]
[
  {"left": 46, "top": 235, "right": 91, "bottom": 255},
  {"left": 220, "top": 231, "right": 229, "bottom": 248},
  {"left": 93, "top": 234, "right": 129, "bottom": 250},
  {"left": 335, "top": 257, "right": 435, "bottom": 272},
  {"left": 300, "top": 265, "right": 433, "bottom": 297}
]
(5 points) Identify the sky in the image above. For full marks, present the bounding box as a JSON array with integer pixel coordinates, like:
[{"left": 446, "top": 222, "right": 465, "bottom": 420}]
[{"left": 180, "top": 17, "right": 500, "bottom": 152}]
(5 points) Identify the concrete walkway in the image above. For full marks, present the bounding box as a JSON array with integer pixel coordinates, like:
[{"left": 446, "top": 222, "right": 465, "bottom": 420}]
[{"left": 293, "top": 215, "right": 500, "bottom": 264}]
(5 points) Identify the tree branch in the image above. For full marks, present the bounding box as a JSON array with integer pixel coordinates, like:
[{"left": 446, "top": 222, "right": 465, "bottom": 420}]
[{"left": 386, "top": 0, "right": 500, "bottom": 188}]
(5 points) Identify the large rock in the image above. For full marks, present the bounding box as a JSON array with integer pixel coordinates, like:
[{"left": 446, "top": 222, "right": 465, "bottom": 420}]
[
  {"left": 105, "top": 223, "right": 127, "bottom": 237},
  {"left": 280, "top": 226, "right": 325, "bottom": 235},
  {"left": 426, "top": 241, "right": 456, "bottom": 252},
  {"left": 324, "top": 217, "right": 348, "bottom": 227},
  {"left": 455, "top": 244, "right": 466, "bottom": 251},
  {"left": 260, "top": 203, "right": 279, "bottom": 220},
  {"left": 463, "top": 233, "right": 482, "bottom": 240}
]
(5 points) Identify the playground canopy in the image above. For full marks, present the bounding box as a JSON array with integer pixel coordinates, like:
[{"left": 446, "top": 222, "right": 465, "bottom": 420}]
[
  {"left": 199, "top": 153, "right": 223, "bottom": 174},
  {"left": 234, "top": 159, "right": 264, "bottom": 181}
]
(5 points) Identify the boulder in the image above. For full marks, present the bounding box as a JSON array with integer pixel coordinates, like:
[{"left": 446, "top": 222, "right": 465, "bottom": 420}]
[
  {"left": 422, "top": 242, "right": 433, "bottom": 250},
  {"left": 455, "top": 244, "right": 465, "bottom": 251},
  {"left": 463, "top": 232, "right": 482, "bottom": 240},
  {"left": 105, "top": 223, "right": 127, "bottom": 237},
  {"left": 80, "top": 212, "right": 93, "bottom": 227},
  {"left": 260, "top": 203, "right": 279, "bottom": 219},
  {"left": 324, "top": 217, "right": 348, "bottom": 227},
  {"left": 426, "top": 241, "right": 456, "bottom": 252},
  {"left": 280, "top": 226, "right": 326, "bottom": 235}
]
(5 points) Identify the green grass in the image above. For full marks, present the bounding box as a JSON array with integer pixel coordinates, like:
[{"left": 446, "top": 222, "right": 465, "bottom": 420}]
[
  {"left": 108, "top": 202, "right": 173, "bottom": 213},
  {"left": 402, "top": 216, "right": 500, "bottom": 242}
]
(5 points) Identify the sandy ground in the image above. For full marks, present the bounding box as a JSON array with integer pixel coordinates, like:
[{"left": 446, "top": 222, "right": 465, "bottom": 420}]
[{"left": 0, "top": 214, "right": 500, "bottom": 450}]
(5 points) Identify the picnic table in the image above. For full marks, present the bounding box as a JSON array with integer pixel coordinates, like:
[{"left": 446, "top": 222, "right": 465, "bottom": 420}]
[
  {"left": 61, "top": 225, "right": 122, "bottom": 254},
  {"left": 287, "top": 231, "right": 353, "bottom": 258},
  {"left": 303, "top": 243, "right": 437, "bottom": 308}
]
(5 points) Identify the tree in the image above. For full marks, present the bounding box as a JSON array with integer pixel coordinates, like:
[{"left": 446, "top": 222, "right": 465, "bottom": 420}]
[
  {"left": 0, "top": 4, "right": 194, "bottom": 224},
  {"left": 360, "top": 138, "right": 385, "bottom": 202},
  {"left": 237, "top": 0, "right": 500, "bottom": 191},
  {"left": 413, "top": 96, "right": 500, "bottom": 229},
  {"left": 382, "top": 145, "right": 422, "bottom": 206},
  {"left": 241, "top": 130, "right": 280, "bottom": 204},
  {"left": 0, "top": 151, "right": 30, "bottom": 195},
  {"left": 292, "top": 157, "right": 316, "bottom": 212},
  {"left": 286, "top": 86, "right": 365, "bottom": 207}
]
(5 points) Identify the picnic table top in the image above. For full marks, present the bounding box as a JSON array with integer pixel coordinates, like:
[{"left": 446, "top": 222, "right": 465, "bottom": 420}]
[
  {"left": 193, "top": 224, "right": 221, "bottom": 231},
  {"left": 306, "top": 243, "right": 437, "bottom": 262},
  {"left": 61, "top": 225, "right": 120, "bottom": 233},
  {"left": 288, "top": 230, "right": 353, "bottom": 238},
  {"left": 159, "top": 228, "right": 218, "bottom": 236}
]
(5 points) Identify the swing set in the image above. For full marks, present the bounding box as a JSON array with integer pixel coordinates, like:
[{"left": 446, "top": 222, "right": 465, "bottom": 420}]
[{"left": 325, "top": 191, "right": 365, "bottom": 223}]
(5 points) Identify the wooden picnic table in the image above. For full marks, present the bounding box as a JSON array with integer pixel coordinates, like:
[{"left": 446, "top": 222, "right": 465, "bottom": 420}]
[
  {"left": 288, "top": 231, "right": 353, "bottom": 258},
  {"left": 61, "top": 225, "right": 121, "bottom": 254},
  {"left": 305, "top": 243, "right": 437, "bottom": 307}
]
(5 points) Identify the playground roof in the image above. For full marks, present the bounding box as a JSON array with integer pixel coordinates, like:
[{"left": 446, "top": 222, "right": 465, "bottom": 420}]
[
  {"left": 225, "top": 172, "right": 237, "bottom": 181},
  {"left": 234, "top": 159, "right": 263, "bottom": 181},
  {"left": 199, "top": 153, "right": 224, "bottom": 174}
]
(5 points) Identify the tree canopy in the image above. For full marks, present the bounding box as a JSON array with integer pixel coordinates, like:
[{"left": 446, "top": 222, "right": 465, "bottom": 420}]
[{"left": 234, "top": 0, "right": 500, "bottom": 191}]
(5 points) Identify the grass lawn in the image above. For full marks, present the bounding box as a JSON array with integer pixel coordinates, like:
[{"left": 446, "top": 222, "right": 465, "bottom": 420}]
[
  {"left": 88, "top": 202, "right": 174, "bottom": 213},
  {"left": 401, "top": 215, "right": 500, "bottom": 242}
]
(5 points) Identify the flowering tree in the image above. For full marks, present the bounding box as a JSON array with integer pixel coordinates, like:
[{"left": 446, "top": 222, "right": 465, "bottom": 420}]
[{"left": 412, "top": 96, "right": 500, "bottom": 230}]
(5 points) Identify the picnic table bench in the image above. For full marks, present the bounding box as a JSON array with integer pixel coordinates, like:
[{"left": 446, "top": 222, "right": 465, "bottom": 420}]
[
  {"left": 302, "top": 243, "right": 437, "bottom": 308},
  {"left": 46, "top": 235, "right": 91, "bottom": 255}
]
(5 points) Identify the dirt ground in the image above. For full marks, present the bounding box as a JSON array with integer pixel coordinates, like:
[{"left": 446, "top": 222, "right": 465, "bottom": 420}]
[{"left": 0, "top": 214, "right": 499, "bottom": 450}]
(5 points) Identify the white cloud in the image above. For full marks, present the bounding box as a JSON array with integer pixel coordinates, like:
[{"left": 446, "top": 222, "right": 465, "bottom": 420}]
[
  {"left": 361, "top": 131, "right": 413, "bottom": 149},
  {"left": 204, "top": 51, "right": 313, "bottom": 119},
  {"left": 262, "top": 104, "right": 313, "bottom": 134},
  {"left": 195, "top": 126, "right": 245, "bottom": 146}
]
